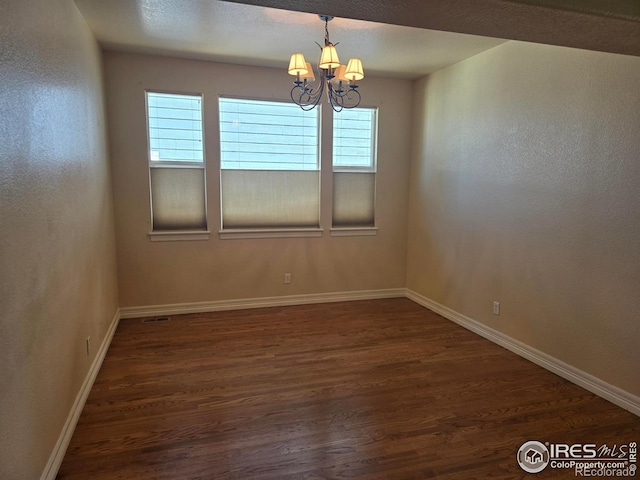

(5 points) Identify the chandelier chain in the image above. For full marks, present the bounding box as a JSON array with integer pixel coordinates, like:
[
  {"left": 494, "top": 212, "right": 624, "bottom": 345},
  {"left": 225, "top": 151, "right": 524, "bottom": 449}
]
[{"left": 325, "top": 18, "right": 330, "bottom": 45}]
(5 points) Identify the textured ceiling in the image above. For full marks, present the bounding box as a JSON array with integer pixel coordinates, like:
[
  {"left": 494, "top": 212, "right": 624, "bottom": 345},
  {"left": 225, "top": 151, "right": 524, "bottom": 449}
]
[
  {"left": 223, "top": 0, "right": 640, "bottom": 57},
  {"left": 74, "top": 0, "right": 506, "bottom": 79},
  {"left": 75, "top": 0, "right": 640, "bottom": 80},
  {"left": 504, "top": 0, "right": 640, "bottom": 22}
]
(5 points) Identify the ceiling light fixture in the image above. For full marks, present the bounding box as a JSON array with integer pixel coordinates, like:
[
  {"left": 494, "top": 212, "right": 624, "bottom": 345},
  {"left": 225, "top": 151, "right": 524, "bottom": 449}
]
[{"left": 288, "top": 15, "right": 365, "bottom": 112}]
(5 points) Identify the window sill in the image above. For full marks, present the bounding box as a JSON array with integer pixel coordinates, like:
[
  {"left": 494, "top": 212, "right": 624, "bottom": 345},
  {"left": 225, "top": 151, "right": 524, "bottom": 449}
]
[
  {"left": 219, "top": 228, "right": 324, "bottom": 239},
  {"left": 148, "top": 231, "right": 211, "bottom": 242},
  {"left": 330, "top": 227, "right": 378, "bottom": 237}
]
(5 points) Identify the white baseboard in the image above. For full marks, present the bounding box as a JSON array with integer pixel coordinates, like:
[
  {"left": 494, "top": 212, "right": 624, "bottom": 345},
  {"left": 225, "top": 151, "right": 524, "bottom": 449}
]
[
  {"left": 42, "top": 289, "right": 638, "bottom": 480},
  {"left": 41, "top": 309, "right": 120, "bottom": 480},
  {"left": 119, "top": 288, "right": 406, "bottom": 319},
  {"left": 405, "top": 289, "right": 640, "bottom": 417}
]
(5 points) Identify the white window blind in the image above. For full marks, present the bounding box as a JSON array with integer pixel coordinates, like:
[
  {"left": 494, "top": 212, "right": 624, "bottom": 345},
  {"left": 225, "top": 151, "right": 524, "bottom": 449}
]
[
  {"left": 332, "top": 172, "right": 376, "bottom": 227},
  {"left": 146, "top": 92, "right": 207, "bottom": 232},
  {"left": 219, "top": 97, "right": 320, "bottom": 230},
  {"left": 333, "top": 107, "right": 377, "bottom": 227},
  {"left": 150, "top": 168, "right": 207, "bottom": 230},
  {"left": 221, "top": 170, "right": 319, "bottom": 229}
]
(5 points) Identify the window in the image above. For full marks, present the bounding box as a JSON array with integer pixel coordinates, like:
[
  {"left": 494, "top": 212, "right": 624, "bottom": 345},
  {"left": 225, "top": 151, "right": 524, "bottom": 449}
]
[
  {"left": 332, "top": 107, "right": 377, "bottom": 229},
  {"left": 146, "top": 92, "right": 207, "bottom": 238},
  {"left": 219, "top": 97, "right": 320, "bottom": 233}
]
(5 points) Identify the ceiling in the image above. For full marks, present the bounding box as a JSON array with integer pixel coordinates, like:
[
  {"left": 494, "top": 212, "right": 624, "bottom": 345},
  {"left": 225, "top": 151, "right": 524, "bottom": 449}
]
[
  {"left": 74, "top": 0, "right": 507, "bottom": 80},
  {"left": 221, "top": 0, "right": 640, "bottom": 57},
  {"left": 75, "top": 0, "right": 639, "bottom": 80}
]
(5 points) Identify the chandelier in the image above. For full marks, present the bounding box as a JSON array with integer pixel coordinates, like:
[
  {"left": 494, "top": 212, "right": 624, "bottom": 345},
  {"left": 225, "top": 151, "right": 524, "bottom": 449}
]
[{"left": 288, "top": 15, "right": 365, "bottom": 112}]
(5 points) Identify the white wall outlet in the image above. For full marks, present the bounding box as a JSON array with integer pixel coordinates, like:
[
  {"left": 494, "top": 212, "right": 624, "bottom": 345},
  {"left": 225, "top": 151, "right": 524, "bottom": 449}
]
[
  {"left": 284, "top": 273, "right": 291, "bottom": 284},
  {"left": 86, "top": 336, "right": 91, "bottom": 356},
  {"left": 493, "top": 301, "right": 500, "bottom": 315}
]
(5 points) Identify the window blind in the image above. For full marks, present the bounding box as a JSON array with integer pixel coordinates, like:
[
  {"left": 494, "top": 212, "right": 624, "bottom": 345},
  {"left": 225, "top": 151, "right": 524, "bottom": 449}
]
[
  {"left": 221, "top": 170, "right": 319, "bottom": 229},
  {"left": 146, "top": 92, "right": 207, "bottom": 232},
  {"left": 332, "top": 172, "right": 376, "bottom": 227},
  {"left": 150, "top": 168, "right": 207, "bottom": 230},
  {"left": 332, "top": 107, "right": 377, "bottom": 228},
  {"left": 219, "top": 97, "right": 320, "bottom": 230}
]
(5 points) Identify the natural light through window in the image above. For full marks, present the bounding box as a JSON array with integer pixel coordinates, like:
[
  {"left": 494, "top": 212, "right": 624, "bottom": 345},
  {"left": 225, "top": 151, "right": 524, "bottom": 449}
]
[
  {"left": 333, "top": 107, "right": 376, "bottom": 170},
  {"left": 146, "top": 91, "right": 207, "bottom": 237},
  {"left": 218, "top": 97, "right": 321, "bottom": 234},
  {"left": 332, "top": 107, "right": 377, "bottom": 230},
  {"left": 147, "top": 92, "right": 203, "bottom": 163},
  {"left": 219, "top": 97, "right": 319, "bottom": 170}
]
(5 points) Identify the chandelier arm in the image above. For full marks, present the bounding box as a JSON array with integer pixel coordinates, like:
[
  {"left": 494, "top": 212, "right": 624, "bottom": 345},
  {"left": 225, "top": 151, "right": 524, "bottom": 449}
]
[
  {"left": 329, "top": 84, "right": 361, "bottom": 110},
  {"left": 291, "top": 86, "right": 318, "bottom": 109},
  {"left": 327, "top": 83, "right": 340, "bottom": 110},
  {"left": 291, "top": 73, "right": 326, "bottom": 110},
  {"left": 345, "top": 88, "right": 361, "bottom": 109},
  {"left": 329, "top": 96, "right": 343, "bottom": 113}
]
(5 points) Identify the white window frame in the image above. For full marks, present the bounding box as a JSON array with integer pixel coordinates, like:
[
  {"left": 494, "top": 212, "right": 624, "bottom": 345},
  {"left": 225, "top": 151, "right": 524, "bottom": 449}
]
[
  {"left": 218, "top": 95, "right": 323, "bottom": 239},
  {"left": 332, "top": 106, "right": 378, "bottom": 173},
  {"left": 146, "top": 90, "right": 210, "bottom": 241},
  {"left": 331, "top": 106, "right": 378, "bottom": 236}
]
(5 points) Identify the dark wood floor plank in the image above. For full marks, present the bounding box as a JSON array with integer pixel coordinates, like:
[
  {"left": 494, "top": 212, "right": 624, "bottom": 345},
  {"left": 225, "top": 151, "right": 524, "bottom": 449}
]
[{"left": 57, "top": 299, "right": 640, "bottom": 479}]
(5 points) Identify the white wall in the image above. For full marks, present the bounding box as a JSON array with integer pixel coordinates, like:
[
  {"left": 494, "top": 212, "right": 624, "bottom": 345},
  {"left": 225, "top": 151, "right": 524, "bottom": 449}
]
[
  {"left": 408, "top": 41, "right": 640, "bottom": 396},
  {"left": 0, "top": 0, "right": 119, "bottom": 478},
  {"left": 105, "top": 53, "right": 413, "bottom": 308}
]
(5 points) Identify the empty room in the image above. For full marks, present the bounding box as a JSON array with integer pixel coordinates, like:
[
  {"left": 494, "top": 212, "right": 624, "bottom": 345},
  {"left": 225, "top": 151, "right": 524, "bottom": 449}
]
[{"left": 1, "top": 0, "right": 639, "bottom": 479}]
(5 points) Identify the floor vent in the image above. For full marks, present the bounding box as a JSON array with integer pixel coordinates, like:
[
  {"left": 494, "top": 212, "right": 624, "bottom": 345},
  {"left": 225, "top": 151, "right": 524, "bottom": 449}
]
[{"left": 141, "top": 316, "right": 171, "bottom": 323}]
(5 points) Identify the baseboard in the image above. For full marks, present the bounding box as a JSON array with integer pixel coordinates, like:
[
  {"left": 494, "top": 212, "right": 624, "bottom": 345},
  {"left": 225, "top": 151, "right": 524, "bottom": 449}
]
[
  {"left": 40, "top": 289, "right": 638, "bottom": 480},
  {"left": 41, "top": 309, "right": 121, "bottom": 480},
  {"left": 405, "top": 289, "right": 640, "bottom": 417},
  {"left": 119, "top": 288, "right": 406, "bottom": 319}
]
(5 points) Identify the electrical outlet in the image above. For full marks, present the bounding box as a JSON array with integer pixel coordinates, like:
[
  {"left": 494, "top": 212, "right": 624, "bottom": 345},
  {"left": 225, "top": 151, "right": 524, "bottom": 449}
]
[
  {"left": 493, "top": 301, "right": 500, "bottom": 315},
  {"left": 284, "top": 273, "right": 291, "bottom": 284},
  {"left": 86, "top": 337, "right": 91, "bottom": 356}
]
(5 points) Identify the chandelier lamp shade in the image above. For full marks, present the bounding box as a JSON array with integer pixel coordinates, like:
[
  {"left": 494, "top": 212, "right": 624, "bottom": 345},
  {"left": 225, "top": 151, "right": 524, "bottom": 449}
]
[{"left": 288, "top": 15, "right": 365, "bottom": 111}]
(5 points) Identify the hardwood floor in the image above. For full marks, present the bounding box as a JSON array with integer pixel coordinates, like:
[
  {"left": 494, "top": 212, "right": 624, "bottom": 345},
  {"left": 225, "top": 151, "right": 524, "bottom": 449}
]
[{"left": 57, "top": 299, "right": 639, "bottom": 479}]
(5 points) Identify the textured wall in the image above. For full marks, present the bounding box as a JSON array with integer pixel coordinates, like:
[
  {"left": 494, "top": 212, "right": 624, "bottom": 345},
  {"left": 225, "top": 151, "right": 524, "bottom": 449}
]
[
  {"left": 408, "top": 41, "right": 640, "bottom": 396},
  {"left": 0, "top": 0, "right": 119, "bottom": 478},
  {"left": 105, "top": 53, "right": 412, "bottom": 308}
]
